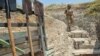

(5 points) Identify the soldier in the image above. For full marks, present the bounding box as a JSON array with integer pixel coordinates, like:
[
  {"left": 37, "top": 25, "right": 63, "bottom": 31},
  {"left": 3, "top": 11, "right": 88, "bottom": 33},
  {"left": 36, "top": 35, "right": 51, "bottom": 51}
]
[{"left": 64, "top": 4, "right": 74, "bottom": 32}]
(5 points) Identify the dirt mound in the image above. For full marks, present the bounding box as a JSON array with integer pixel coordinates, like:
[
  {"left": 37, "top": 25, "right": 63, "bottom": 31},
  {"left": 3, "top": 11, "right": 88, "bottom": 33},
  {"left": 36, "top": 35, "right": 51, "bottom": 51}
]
[{"left": 45, "top": 15, "right": 73, "bottom": 56}]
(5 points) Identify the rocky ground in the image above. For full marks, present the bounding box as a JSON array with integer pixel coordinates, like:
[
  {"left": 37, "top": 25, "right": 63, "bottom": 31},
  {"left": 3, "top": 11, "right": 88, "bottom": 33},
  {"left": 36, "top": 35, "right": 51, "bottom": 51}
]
[
  {"left": 0, "top": 4, "right": 100, "bottom": 56},
  {"left": 45, "top": 4, "right": 100, "bottom": 56}
]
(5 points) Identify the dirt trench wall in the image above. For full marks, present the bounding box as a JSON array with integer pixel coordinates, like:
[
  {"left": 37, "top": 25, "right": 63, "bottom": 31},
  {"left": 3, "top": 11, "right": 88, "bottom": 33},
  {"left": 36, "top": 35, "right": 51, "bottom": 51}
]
[{"left": 45, "top": 15, "right": 73, "bottom": 56}]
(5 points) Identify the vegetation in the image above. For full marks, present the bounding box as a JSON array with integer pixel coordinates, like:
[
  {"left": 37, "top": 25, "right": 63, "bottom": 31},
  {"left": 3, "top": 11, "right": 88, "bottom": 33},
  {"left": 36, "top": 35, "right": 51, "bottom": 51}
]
[
  {"left": 86, "top": 0, "right": 100, "bottom": 15},
  {"left": 45, "top": 4, "right": 67, "bottom": 10}
]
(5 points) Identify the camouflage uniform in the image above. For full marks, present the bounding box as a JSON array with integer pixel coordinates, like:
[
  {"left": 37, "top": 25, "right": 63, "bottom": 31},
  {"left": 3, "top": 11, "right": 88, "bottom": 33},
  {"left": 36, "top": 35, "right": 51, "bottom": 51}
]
[{"left": 65, "top": 9, "right": 73, "bottom": 32}]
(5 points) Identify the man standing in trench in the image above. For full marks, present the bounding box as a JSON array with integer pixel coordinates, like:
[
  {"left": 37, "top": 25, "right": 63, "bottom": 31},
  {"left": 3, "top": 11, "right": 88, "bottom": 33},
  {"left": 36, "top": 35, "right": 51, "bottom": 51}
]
[{"left": 64, "top": 4, "right": 74, "bottom": 32}]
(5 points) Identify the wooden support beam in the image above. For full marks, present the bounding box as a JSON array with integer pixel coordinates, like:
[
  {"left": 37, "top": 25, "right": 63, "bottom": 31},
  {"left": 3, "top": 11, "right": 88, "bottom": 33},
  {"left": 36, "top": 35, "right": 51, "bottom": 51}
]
[
  {"left": 24, "top": 0, "right": 35, "bottom": 56},
  {"left": 0, "top": 23, "right": 37, "bottom": 27}
]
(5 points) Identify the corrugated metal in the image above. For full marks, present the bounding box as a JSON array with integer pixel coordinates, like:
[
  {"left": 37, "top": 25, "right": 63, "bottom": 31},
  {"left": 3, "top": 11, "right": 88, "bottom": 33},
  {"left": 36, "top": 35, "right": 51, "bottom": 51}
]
[{"left": 22, "top": 0, "right": 32, "bottom": 14}]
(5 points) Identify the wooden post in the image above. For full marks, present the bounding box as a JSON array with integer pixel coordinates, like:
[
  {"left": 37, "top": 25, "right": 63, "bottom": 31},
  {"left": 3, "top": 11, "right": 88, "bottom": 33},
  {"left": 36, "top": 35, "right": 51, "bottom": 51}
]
[
  {"left": 26, "top": 16, "right": 34, "bottom": 56},
  {"left": 7, "top": 19, "right": 17, "bottom": 56},
  {"left": 23, "top": 0, "right": 35, "bottom": 56},
  {"left": 5, "top": 0, "right": 17, "bottom": 56}
]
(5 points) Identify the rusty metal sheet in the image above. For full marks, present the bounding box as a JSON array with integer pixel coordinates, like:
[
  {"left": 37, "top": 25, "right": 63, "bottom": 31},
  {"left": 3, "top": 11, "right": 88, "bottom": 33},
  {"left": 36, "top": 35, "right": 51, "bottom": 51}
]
[{"left": 33, "top": 0, "right": 44, "bottom": 16}]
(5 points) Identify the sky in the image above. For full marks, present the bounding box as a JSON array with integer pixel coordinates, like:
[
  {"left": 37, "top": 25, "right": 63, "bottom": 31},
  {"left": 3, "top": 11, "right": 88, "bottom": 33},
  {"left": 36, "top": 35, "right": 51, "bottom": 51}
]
[
  {"left": 40, "top": 0, "right": 94, "bottom": 5},
  {"left": 17, "top": 0, "right": 94, "bottom": 5},
  {"left": 16, "top": 0, "right": 94, "bottom": 8}
]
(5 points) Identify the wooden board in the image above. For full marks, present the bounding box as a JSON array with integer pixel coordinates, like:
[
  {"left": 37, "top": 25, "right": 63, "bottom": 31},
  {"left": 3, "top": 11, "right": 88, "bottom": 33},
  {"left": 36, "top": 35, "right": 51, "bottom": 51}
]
[
  {"left": 0, "top": 23, "right": 37, "bottom": 27},
  {"left": 0, "top": 40, "right": 40, "bottom": 56}
]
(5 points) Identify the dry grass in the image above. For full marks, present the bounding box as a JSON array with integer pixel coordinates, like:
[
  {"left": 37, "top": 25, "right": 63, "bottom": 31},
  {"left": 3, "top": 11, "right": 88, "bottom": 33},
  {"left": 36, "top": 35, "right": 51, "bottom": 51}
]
[{"left": 0, "top": 11, "right": 37, "bottom": 23}]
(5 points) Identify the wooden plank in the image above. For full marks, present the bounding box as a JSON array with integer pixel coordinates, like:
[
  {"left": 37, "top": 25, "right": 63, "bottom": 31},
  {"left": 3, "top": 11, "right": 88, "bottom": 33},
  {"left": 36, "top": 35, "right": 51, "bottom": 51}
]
[
  {"left": 0, "top": 33, "right": 39, "bottom": 55},
  {"left": 2, "top": 46, "right": 40, "bottom": 56},
  {"left": 0, "top": 23, "right": 37, "bottom": 27},
  {"left": 72, "top": 38, "right": 89, "bottom": 41},
  {"left": 73, "top": 49, "right": 100, "bottom": 55},
  {"left": 0, "top": 40, "right": 40, "bottom": 56},
  {"left": 15, "top": 36, "right": 39, "bottom": 45},
  {"left": 80, "top": 54, "right": 100, "bottom": 56}
]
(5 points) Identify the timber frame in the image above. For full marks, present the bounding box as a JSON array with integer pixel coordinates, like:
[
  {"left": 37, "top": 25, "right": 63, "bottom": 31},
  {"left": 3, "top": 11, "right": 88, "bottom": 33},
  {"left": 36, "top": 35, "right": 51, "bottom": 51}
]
[{"left": 0, "top": 0, "right": 47, "bottom": 56}]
